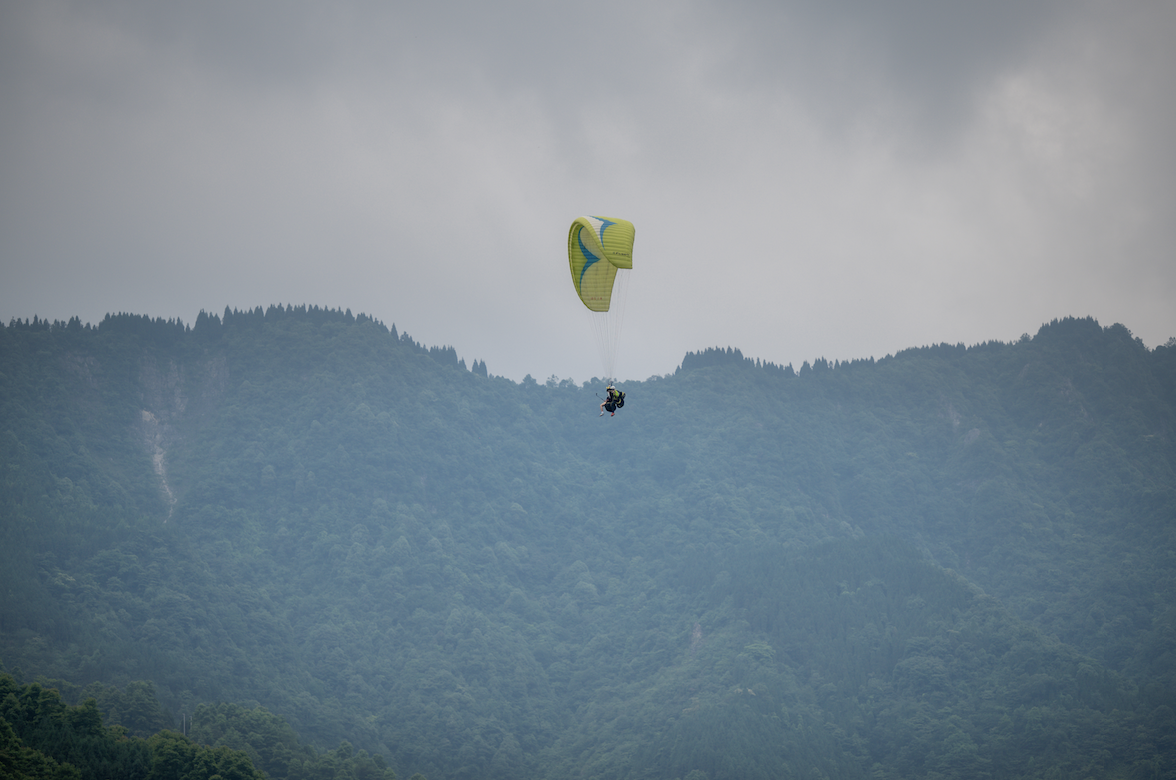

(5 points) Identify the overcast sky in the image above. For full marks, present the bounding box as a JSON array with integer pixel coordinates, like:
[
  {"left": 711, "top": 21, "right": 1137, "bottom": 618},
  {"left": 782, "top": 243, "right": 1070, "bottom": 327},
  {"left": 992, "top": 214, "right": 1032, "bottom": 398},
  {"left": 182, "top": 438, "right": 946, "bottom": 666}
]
[{"left": 3, "top": 0, "right": 1174, "bottom": 382}]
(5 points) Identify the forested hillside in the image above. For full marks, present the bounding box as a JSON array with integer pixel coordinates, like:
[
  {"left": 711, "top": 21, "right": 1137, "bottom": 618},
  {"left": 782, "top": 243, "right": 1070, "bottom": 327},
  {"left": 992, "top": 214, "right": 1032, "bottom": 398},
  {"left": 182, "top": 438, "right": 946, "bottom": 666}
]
[{"left": 2, "top": 307, "right": 1174, "bottom": 779}]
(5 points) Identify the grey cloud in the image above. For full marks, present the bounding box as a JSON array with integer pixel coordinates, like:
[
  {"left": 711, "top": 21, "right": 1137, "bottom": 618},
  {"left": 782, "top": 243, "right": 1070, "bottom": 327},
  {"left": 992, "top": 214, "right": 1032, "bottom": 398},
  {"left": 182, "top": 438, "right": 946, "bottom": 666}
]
[{"left": 2, "top": 0, "right": 1173, "bottom": 382}]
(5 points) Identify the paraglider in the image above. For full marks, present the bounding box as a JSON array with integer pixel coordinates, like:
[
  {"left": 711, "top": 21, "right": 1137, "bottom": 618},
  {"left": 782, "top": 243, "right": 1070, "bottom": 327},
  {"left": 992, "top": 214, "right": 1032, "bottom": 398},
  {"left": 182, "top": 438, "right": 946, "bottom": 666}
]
[
  {"left": 599, "top": 384, "right": 625, "bottom": 416},
  {"left": 568, "top": 216, "right": 634, "bottom": 416}
]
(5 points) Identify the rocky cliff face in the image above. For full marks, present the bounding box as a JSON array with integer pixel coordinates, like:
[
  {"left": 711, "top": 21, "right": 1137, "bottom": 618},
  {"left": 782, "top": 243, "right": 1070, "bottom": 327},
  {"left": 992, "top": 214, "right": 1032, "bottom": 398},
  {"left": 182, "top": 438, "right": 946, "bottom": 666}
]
[{"left": 136, "top": 352, "right": 228, "bottom": 516}]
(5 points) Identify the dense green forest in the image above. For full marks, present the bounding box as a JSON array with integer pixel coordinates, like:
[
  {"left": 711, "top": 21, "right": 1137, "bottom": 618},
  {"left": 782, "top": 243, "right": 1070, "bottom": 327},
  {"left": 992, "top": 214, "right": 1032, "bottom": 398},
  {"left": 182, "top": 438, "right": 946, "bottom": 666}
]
[{"left": 2, "top": 306, "right": 1174, "bottom": 779}]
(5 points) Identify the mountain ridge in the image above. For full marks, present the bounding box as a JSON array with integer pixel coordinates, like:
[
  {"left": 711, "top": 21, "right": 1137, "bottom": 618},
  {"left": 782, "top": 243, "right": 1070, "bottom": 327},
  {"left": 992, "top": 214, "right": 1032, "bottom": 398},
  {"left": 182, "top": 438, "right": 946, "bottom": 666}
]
[{"left": 2, "top": 310, "right": 1174, "bottom": 779}]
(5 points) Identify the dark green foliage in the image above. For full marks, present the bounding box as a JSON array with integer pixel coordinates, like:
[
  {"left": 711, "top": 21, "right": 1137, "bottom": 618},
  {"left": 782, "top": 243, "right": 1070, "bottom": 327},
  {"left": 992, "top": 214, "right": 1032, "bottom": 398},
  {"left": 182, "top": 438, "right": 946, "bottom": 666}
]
[
  {"left": 0, "top": 714, "right": 81, "bottom": 780},
  {"left": 0, "top": 672, "right": 266, "bottom": 780},
  {"left": 78, "top": 681, "right": 172, "bottom": 738},
  {"left": 187, "top": 703, "right": 396, "bottom": 780},
  {"left": 2, "top": 310, "right": 1175, "bottom": 779},
  {"left": 0, "top": 673, "right": 369, "bottom": 780}
]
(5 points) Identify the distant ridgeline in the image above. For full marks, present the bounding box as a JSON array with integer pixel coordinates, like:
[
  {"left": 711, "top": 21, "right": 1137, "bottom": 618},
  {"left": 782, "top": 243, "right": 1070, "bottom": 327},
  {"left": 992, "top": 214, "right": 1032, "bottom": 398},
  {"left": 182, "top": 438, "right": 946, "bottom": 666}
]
[
  {"left": 678, "top": 346, "right": 795, "bottom": 375},
  {"left": 2, "top": 310, "right": 1175, "bottom": 780},
  {"left": 680, "top": 345, "right": 880, "bottom": 376},
  {"left": 8, "top": 304, "right": 490, "bottom": 377},
  {"left": 677, "top": 340, "right": 1054, "bottom": 377}
]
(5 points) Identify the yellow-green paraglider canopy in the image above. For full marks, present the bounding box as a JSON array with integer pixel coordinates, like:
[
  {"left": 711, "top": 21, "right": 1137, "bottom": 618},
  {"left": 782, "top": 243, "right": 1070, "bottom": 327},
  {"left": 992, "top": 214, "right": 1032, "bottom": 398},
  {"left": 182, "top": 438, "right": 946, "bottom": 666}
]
[
  {"left": 568, "top": 216, "right": 635, "bottom": 312},
  {"left": 567, "top": 216, "right": 635, "bottom": 379}
]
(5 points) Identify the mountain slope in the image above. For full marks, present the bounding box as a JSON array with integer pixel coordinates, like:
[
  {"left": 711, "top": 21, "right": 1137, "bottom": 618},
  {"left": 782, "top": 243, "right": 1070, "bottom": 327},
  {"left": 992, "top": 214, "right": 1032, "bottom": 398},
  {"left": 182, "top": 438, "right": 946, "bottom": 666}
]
[{"left": 2, "top": 309, "right": 1174, "bottom": 779}]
